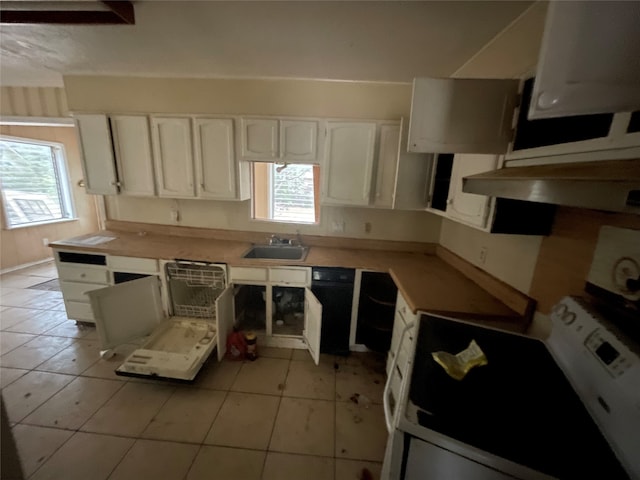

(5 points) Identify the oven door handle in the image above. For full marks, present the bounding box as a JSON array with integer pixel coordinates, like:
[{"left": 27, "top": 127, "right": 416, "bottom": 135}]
[{"left": 383, "top": 321, "right": 415, "bottom": 433}]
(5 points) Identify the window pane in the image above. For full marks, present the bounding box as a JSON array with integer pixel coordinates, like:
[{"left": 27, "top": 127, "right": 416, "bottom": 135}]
[
  {"left": 252, "top": 162, "right": 318, "bottom": 224},
  {"left": 0, "top": 139, "right": 66, "bottom": 227},
  {"left": 271, "top": 164, "right": 315, "bottom": 223}
]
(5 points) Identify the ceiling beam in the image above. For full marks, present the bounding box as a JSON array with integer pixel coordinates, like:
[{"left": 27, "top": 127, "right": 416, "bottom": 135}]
[{"left": 0, "top": 1, "right": 135, "bottom": 25}]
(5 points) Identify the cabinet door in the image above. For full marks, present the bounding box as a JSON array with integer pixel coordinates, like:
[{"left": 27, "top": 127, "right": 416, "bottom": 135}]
[
  {"left": 75, "top": 114, "right": 118, "bottom": 195},
  {"left": 194, "top": 118, "right": 237, "bottom": 199},
  {"left": 215, "top": 286, "right": 234, "bottom": 361},
  {"left": 151, "top": 117, "right": 195, "bottom": 198},
  {"left": 110, "top": 115, "right": 156, "bottom": 197},
  {"left": 323, "top": 122, "right": 377, "bottom": 206},
  {"left": 281, "top": 120, "right": 318, "bottom": 163},
  {"left": 241, "top": 118, "right": 279, "bottom": 160},
  {"left": 304, "top": 288, "right": 322, "bottom": 365},
  {"left": 408, "top": 78, "right": 518, "bottom": 154},
  {"left": 529, "top": 2, "right": 640, "bottom": 119},
  {"left": 88, "top": 276, "right": 164, "bottom": 351},
  {"left": 373, "top": 124, "right": 400, "bottom": 208},
  {"left": 392, "top": 118, "right": 433, "bottom": 211},
  {"left": 446, "top": 154, "right": 497, "bottom": 228}
]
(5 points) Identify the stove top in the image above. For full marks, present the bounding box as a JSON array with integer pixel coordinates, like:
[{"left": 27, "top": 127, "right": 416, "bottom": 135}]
[{"left": 409, "top": 313, "right": 630, "bottom": 479}]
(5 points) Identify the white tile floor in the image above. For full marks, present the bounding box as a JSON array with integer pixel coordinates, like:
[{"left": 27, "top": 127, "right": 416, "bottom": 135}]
[{"left": 0, "top": 261, "right": 387, "bottom": 480}]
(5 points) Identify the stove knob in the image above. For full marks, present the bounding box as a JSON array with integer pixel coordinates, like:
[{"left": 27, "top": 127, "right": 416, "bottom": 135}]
[
  {"left": 562, "top": 312, "right": 576, "bottom": 325},
  {"left": 552, "top": 303, "right": 568, "bottom": 318}
]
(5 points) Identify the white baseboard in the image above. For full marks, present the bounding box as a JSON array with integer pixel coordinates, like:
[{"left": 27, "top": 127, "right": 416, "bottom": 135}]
[{"left": 0, "top": 257, "right": 54, "bottom": 275}]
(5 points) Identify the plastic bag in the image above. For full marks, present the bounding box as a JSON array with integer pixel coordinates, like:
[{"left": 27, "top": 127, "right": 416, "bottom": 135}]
[{"left": 226, "top": 329, "right": 247, "bottom": 360}]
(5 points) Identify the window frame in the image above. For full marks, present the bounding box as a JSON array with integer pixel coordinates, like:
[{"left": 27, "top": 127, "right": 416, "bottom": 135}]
[
  {"left": 250, "top": 162, "right": 320, "bottom": 225},
  {"left": 0, "top": 134, "right": 77, "bottom": 230}
]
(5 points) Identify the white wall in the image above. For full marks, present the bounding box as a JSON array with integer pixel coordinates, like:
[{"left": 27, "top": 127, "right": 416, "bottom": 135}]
[{"left": 440, "top": 1, "right": 547, "bottom": 294}]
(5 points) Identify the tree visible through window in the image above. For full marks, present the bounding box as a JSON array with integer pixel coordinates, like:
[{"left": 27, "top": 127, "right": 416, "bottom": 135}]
[
  {"left": 0, "top": 137, "right": 75, "bottom": 228},
  {"left": 253, "top": 163, "right": 319, "bottom": 224}
]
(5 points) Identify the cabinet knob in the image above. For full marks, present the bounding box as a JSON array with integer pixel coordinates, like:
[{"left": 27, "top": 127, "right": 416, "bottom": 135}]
[
  {"left": 80, "top": 273, "right": 86, "bottom": 278},
  {"left": 447, "top": 198, "right": 453, "bottom": 205}
]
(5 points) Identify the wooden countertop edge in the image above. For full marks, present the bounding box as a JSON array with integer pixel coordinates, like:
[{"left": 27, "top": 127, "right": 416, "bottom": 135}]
[
  {"left": 435, "top": 245, "right": 536, "bottom": 319},
  {"left": 104, "top": 220, "right": 438, "bottom": 254}
]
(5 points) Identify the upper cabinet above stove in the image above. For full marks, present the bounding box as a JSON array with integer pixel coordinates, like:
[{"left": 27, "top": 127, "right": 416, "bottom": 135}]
[{"left": 408, "top": 1, "right": 640, "bottom": 163}]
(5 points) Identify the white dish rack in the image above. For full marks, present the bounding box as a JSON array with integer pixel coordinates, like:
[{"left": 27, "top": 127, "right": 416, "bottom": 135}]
[{"left": 166, "top": 262, "right": 226, "bottom": 320}]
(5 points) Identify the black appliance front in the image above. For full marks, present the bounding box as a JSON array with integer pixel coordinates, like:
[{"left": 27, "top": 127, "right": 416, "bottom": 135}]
[{"left": 409, "top": 315, "right": 628, "bottom": 480}]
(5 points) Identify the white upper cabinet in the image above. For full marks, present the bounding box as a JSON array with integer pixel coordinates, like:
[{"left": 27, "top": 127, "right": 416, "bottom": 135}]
[
  {"left": 110, "top": 115, "right": 156, "bottom": 197},
  {"left": 194, "top": 118, "right": 239, "bottom": 200},
  {"left": 373, "top": 123, "right": 401, "bottom": 209},
  {"left": 280, "top": 120, "right": 318, "bottom": 162},
  {"left": 322, "top": 122, "right": 377, "bottom": 206},
  {"left": 240, "top": 117, "right": 319, "bottom": 163},
  {"left": 393, "top": 118, "right": 433, "bottom": 211},
  {"left": 240, "top": 118, "right": 279, "bottom": 160},
  {"left": 408, "top": 78, "right": 519, "bottom": 154},
  {"left": 446, "top": 154, "right": 498, "bottom": 228},
  {"left": 75, "top": 114, "right": 119, "bottom": 195},
  {"left": 529, "top": 1, "right": 640, "bottom": 119},
  {"left": 151, "top": 117, "right": 195, "bottom": 198}
]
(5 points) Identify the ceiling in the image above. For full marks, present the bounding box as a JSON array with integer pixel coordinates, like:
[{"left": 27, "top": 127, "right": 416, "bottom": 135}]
[{"left": 0, "top": 1, "right": 536, "bottom": 87}]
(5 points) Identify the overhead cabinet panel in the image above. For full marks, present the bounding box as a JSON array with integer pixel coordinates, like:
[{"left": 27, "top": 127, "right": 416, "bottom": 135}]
[
  {"left": 151, "top": 117, "right": 195, "bottom": 198},
  {"left": 110, "top": 115, "right": 156, "bottom": 197},
  {"left": 323, "top": 122, "right": 377, "bottom": 206},
  {"left": 194, "top": 118, "right": 236, "bottom": 199},
  {"left": 529, "top": 1, "right": 640, "bottom": 119},
  {"left": 75, "top": 114, "right": 119, "bottom": 195},
  {"left": 241, "top": 118, "right": 279, "bottom": 160},
  {"left": 408, "top": 78, "right": 519, "bottom": 154},
  {"left": 374, "top": 124, "right": 401, "bottom": 209},
  {"left": 281, "top": 120, "right": 318, "bottom": 162}
]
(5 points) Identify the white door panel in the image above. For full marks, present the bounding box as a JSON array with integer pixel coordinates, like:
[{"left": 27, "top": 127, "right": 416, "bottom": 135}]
[
  {"left": 195, "top": 118, "right": 236, "bottom": 199},
  {"left": 151, "top": 117, "right": 195, "bottom": 198},
  {"left": 110, "top": 115, "right": 155, "bottom": 196},
  {"left": 216, "top": 286, "right": 234, "bottom": 361},
  {"left": 304, "top": 287, "right": 322, "bottom": 365},
  {"left": 88, "top": 276, "right": 164, "bottom": 351},
  {"left": 75, "top": 114, "right": 118, "bottom": 195}
]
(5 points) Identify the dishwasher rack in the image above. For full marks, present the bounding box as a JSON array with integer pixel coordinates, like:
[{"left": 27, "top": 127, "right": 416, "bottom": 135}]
[{"left": 166, "top": 262, "right": 227, "bottom": 319}]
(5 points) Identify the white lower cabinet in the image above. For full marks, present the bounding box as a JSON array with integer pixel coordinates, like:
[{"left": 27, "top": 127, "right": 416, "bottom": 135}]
[
  {"left": 386, "top": 291, "right": 417, "bottom": 397},
  {"left": 88, "top": 262, "right": 232, "bottom": 381},
  {"left": 229, "top": 265, "right": 322, "bottom": 364},
  {"left": 55, "top": 250, "right": 109, "bottom": 325}
]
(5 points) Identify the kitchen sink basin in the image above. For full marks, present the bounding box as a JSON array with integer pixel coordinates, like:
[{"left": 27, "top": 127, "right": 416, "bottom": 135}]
[{"left": 242, "top": 245, "right": 309, "bottom": 261}]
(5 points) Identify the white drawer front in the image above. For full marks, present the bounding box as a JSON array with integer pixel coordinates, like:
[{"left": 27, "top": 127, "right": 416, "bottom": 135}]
[
  {"left": 269, "top": 267, "right": 310, "bottom": 286},
  {"left": 60, "top": 281, "right": 107, "bottom": 302},
  {"left": 108, "top": 256, "right": 158, "bottom": 274},
  {"left": 229, "top": 266, "right": 268, "bottom": 283},
  {"left": 64, "top": 301, "right": 95, "bottom": 322},
  {"left": 57, "top": 265, "right": 109, "bottom": 284},
  {"left": 396, "top": 291, "right": 418, "bottom": 323}
]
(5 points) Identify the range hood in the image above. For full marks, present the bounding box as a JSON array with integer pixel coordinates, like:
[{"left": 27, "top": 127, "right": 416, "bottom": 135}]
[{"left": 463, "top": 159, "right": 640, "bottom": 215}]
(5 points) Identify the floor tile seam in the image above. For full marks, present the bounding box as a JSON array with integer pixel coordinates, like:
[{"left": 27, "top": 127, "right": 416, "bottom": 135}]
[
  {"left": 23, "top": 373, "right": 126, "bottom": 431},
  {"left": 262, "top": 358, "right": 291, "bottom": 476},
  {"left": 6, "top": 372, "right": 77, "bottom": 424},
  {"left": 177, "top": 388, "right": 229, "bottom": 449},
  {"left": 76, "top": 382, "right": 176, "bottom": 439},
  {"left": 3, "top": 339, "right": 79, "bottom": 373},
  {"left": 23, "top": 425, "right": 76, "bottom": 480}
]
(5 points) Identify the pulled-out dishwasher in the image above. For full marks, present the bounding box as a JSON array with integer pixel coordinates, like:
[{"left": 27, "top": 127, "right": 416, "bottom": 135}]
[{"left": 88, "top": 260, "right": 233, "bottom": 381}]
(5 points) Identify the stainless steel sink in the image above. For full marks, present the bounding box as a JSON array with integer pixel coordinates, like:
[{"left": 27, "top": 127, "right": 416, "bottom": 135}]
[{"left": 242, "top": 245, "right": 309, "bottom": 261}]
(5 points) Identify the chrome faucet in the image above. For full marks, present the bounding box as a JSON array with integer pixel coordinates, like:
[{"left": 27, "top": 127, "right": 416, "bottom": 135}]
[{"left": 269, "top": 234, "right": 285, "bottom": 245}]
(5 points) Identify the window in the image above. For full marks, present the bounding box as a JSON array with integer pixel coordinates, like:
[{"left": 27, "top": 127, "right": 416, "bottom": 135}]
[
  {"left": 0, "top": 136, "right": 75, "bottom": 228},
  {"left": 252, "top": 163, "right": 320, "bottom": 224}
]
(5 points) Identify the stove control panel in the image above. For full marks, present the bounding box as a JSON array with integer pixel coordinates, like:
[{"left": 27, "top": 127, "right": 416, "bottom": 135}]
[{"left": 550, "top": 297, "right": 637, "bottom": 378}]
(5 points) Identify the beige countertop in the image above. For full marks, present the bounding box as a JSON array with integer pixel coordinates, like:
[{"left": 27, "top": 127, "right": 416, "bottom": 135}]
[{"left": 50, "top": 229, "right": 528, "bottom": 331}]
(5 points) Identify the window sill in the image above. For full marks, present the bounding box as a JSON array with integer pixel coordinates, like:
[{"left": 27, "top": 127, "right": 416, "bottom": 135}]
[{"left": 3, "top": 217, "right": 79, "bottom": 231}]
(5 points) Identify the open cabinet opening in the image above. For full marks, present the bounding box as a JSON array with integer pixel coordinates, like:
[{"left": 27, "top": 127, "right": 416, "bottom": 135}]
[
  {"left": 234, "top": 284, "right": 266, "bottom": 334},
  {"left": 272, "top": 286, "right": 305, "bottom": 336}
]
